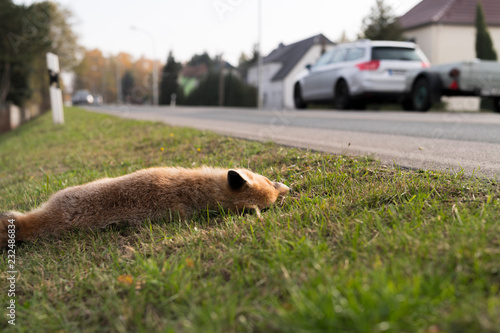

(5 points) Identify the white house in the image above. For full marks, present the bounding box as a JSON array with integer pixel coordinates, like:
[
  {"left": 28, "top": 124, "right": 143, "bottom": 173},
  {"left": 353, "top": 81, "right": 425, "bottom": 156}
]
[
  {"left": 247, "top": 34, "right": 334, "bottom": 109},
  {"left": 399, "top": 0, "right": 500, "bottom": 65}
]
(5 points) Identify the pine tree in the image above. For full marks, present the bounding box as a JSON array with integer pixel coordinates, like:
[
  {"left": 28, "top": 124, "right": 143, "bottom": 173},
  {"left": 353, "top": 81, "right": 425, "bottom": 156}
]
[
  {"left": 187, "top": 52, "right": 213, "bottom": 68},
  {"left": 475, "top": 2, "right": 498, "bottom": 111},
  {"left": 237, "top": 44, "right": 258, "bottom": 80},
  {"left": 159, "top": 51, "right": 183, "bottom": 105},
  {"left": 183, "top": 72, "right": 256, "bottom": 107},
  {"left": 475, "top": 2, "right": 498, "bottom": 60},
  {"left": 360, "top": 0, "right": 404, "bottom": 41}
]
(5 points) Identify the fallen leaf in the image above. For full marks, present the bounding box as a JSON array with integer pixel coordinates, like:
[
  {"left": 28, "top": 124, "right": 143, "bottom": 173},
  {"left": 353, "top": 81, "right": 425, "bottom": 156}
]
[
  {"left": 117, "top": 274, "right": 134, "bottom": 286},
  {"left": 185, "top": 258, "right": 194, "bottom": 268}
]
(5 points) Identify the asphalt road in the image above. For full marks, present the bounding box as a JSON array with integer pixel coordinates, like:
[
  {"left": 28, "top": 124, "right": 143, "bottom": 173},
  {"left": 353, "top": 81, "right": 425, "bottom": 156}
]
[{"left": 87, "top": 105, "right": 500, "bottom": 179}]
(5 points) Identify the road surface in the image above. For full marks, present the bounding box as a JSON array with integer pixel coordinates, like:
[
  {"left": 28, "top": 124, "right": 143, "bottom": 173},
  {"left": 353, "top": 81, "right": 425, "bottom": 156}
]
[{"left": 86, "top": 105, "right": 500, "bottom": 179}]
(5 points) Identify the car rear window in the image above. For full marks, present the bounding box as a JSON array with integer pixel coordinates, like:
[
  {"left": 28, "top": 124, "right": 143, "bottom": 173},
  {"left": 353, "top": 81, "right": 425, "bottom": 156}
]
[{"left": 371, "top": 47, "right": 422, "bottom": 61}]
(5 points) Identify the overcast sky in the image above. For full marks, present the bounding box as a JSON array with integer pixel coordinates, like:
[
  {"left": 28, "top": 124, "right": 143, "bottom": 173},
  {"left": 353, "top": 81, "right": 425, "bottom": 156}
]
[{"left": 15, "top": 0, "right": 422, "bottom": 65}]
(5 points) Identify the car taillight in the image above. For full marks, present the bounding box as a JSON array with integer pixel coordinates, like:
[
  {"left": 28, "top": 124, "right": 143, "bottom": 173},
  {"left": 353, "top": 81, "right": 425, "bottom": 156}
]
[
  {"left": 449, "top": 68, "right": 460, "bottom": 78},
  {"left": 449, "top": 81, "right": 459, "bottom": 90},
  {"left": 356, "top": 60, "right": 380, "bottom": 71},
  {"left": 422, "top": 62, "right": 430, "bottom": 68},
  {"left": 449, "top": 68, "right": 460, "bottom": 90}
]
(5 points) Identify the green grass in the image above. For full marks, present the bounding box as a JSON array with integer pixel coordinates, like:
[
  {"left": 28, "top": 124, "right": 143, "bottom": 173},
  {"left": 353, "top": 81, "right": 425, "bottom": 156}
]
[{"left": 1, "top": 107, "right": 500, "bottom": 332}]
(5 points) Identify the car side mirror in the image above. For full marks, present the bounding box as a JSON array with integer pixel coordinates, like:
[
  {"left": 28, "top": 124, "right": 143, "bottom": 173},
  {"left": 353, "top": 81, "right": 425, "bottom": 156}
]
[{"left": 305, "top": 64, "right": 312, "bottom": 71}]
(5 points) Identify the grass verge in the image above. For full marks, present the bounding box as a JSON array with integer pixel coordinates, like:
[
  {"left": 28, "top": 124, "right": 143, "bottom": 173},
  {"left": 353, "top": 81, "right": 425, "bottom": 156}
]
[{"left": 1, "top": 107, "right": 500, "bottom": 332}]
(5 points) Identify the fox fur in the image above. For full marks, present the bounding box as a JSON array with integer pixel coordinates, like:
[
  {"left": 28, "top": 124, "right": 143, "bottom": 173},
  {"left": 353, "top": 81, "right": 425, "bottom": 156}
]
[{"left": 0, "top": 167, "right": 290, "bottom": 247}]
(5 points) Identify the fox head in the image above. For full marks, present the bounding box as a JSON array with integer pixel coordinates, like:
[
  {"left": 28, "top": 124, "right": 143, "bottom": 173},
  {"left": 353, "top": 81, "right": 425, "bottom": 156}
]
[{"left": 226, "top": 169, "right": 290, "bottom": 213}]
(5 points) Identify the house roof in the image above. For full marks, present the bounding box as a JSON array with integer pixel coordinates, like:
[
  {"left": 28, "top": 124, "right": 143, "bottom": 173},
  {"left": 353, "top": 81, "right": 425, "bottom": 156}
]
[
  {"left": 212, "top": 60, "right": 236, "bottom": 72},
  {"left": 264, "top": 34, "right": 334, "bottom": 81},
  {"left": 399, "top": 0, "right": 500, "bottom": 30},
  {"left": 180, "top": 64, "right": 208, "bottom": 79}
]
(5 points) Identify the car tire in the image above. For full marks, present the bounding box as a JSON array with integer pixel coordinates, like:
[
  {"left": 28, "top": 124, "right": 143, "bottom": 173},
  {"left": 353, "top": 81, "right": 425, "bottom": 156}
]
[
  {"left": 411, "top": 77, "right": 432, "bottom": 112},
  {"left": 401, "top": 97, "right": 414, "bottom": 111},
  {"left": 335, "top": 80, "right": 352, "bottom": 110},
  {"left": 294, "top": 84, "right": 307, "bottom": 110},
  {"left": 493, "top": 97, "right": 500, "bottom": 113},
  {"left": 353, "top": 101, "right": 366, "bottom": 110}
]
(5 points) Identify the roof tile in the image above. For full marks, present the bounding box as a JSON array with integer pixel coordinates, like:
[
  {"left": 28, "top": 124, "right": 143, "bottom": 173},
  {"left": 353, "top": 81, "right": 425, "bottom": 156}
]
[
  {"left": 264, "top": 34, "right": 334, "bottom": 81},
  {"left": 399, "top": 0, "right": 500, "bottom": 30}
]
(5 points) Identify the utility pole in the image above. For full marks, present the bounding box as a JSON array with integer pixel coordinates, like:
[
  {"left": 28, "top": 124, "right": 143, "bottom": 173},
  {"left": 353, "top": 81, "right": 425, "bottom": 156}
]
[
  {"left": 257, "top": 0, "right": 264, "bottom": 109},
  {"left": 130, "top": 26, "right": 159, "bottom": 106},
  {"left": 218, "top": 54, "right": 225, "bottom": 106},
  {"left": 102, "top": 58, "right": 107, "bottom": 103},
  {"left": 152, "top": 57, "right": 159, "bottom": 106},
  {"left": 116, "top": 58, "right": 122, "bottom": 104}
]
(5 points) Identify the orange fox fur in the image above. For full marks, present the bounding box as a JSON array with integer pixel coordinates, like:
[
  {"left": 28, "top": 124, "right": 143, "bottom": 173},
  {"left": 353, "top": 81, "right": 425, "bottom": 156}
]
[{"left": 0, "top": 167, "right": 290, "bottom": 247}]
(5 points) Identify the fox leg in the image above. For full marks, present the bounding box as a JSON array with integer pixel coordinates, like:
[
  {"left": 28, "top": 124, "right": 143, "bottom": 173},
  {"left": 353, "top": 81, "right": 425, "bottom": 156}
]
[{"left": 252, "top": 206, "right": 262, "bottom": 218}]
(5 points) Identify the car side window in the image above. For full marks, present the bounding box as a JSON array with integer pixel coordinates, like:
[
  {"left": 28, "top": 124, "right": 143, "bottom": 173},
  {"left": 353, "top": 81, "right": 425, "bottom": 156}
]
[
  {"left": 314, "top": 49, "right": 336, "bottom": 67},
  {"left": 346, "top": 47, "right": 366, "bottom": 61},
  {"left": 330, "top": 48, "right": 348, "bottom": 63}
]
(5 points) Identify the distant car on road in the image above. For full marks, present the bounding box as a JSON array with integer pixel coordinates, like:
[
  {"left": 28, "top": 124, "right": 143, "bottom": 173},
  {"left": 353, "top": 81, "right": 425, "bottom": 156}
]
[
  {"left": 403, "top": 60, "right": 500, "bottom": 112},
  {"left": 293, "top": 40, "right": 430, "bottom": 110},
  {"left": 72, "top": 89, "right": 94, "bottom": 105},
  {"left": 93, "top": 94, "right": 103, "bottom": 105}
]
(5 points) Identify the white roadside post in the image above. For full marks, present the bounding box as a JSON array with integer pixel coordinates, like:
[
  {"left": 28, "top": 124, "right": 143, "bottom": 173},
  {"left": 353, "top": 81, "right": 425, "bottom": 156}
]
[{"left": 46, "top": 52, "right": 64, "bottom": 125}]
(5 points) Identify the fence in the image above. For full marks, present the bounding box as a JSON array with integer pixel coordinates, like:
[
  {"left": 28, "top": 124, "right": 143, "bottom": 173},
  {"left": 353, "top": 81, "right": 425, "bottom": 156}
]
[{"left": 0, "top": 103, "right": 43, "bottom": 134}]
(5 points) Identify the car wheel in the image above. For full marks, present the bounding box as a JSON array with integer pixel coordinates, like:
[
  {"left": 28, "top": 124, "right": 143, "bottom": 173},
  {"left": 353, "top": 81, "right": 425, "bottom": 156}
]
[
  {"left": 493, "top": 97, "right": 500, "bottom": 113},
  {"left": 294, "top": 84, "right": 307, "bottom": 109},
  {"left": 335, "top": 80, "right": 352, "bottom": 110},
  {"left": 411, "top": 77, "right": 432, "bottom": 112}
]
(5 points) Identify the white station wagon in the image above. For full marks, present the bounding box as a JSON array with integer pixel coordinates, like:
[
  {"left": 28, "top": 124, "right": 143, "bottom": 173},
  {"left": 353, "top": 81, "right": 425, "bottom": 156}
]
[{"left": 294, "top": 40, "right": 430, "bottom": 110}]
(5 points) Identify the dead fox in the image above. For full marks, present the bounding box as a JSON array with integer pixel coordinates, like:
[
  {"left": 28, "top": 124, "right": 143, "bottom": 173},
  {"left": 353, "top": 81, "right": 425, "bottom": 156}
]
[{"left": 0, "top": 167, "right": 290, "bottom": 247}]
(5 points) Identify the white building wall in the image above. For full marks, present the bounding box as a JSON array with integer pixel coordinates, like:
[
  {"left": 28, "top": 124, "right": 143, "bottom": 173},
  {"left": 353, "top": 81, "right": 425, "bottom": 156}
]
[
  {"left": 404, "top": 25, "right": 436, "bottom": 63},
  {"left": 406, "top": 24, "right": 500, "bottom": 65},
  {"left": 492, "top": 26, "right": 500, "bottom": 58},
  {"left": 247, "top": 63, "right": 281, "bottom": 87},
  {"left": 247, "top": 62, "right": 283, "bottom": 109},
  {"left": 265, "top": 81, "right": 284, "bottom": 109}
]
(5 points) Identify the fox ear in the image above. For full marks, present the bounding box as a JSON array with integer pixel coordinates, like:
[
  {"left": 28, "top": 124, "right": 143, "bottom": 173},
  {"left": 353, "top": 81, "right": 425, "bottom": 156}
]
[{"left": 227, "top": 170, "right": 247, "bottom": 190}]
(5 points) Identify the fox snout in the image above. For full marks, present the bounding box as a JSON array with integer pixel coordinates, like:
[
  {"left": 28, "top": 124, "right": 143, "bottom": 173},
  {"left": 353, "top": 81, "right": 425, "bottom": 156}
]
[{"left": 273, "top": 182, "right": 290, "bottom": 196}]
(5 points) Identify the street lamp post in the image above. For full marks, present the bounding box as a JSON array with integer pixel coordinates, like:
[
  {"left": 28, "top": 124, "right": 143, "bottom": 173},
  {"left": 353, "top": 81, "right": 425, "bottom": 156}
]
[
  {"left": 130, "top": 26, "right": 159, "bottom": 106},
  {"left": 257, "top": 0, "right": 264, "bottom": 109}
]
